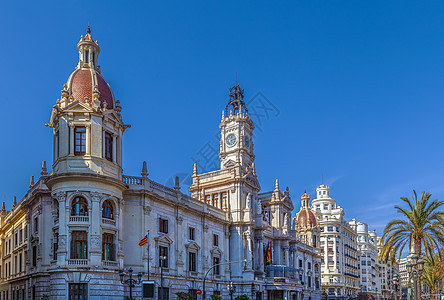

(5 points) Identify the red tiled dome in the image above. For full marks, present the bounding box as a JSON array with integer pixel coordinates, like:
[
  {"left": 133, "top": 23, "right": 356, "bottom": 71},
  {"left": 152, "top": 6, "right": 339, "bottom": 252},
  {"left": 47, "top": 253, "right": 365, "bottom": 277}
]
[
  {"left": 296, "top": 209, "right": 317, "bottom": 228},
  {"left": 67, "top": 69, "right": 114, "bottom": 109}
]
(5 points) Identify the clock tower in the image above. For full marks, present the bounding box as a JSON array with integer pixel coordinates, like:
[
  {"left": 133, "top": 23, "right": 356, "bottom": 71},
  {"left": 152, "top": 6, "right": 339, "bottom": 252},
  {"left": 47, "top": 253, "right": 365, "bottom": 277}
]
[{"left": 219, "top": 84, "right": 255, "bottom": 169}]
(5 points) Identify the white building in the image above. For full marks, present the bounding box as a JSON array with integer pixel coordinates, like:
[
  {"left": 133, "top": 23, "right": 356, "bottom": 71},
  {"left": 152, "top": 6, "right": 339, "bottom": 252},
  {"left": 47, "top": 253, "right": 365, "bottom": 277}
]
[
  {"left": 294, "top": 185, "right": 360, "bottom": 298},
  {"left": 0, "top": 28, "right": 322, "bottom": 300}
]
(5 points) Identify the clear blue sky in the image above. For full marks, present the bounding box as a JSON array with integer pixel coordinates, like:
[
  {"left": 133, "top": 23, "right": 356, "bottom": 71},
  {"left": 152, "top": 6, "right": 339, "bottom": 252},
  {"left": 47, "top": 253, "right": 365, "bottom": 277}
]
[{"left": 1, "top": 1, "right": 444, "bottom": 235}]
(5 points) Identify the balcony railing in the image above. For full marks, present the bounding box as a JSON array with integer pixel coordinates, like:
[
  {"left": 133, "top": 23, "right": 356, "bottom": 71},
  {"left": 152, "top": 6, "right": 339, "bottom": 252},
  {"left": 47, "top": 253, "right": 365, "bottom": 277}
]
[
  {"left": 102, "top": 218, "right": 116, "bottom": 226},
  {"left": 67, "top": 259, "right": 88, "bottom": 266},
  {"left": 265, "top": 265, "right": 303, "bottom": 281},
  {"left": 102, "top": 260, "right": 119, "bottom": 268},
  {"left": 69, "top": 216, "right": 89, "bottom": 223}
]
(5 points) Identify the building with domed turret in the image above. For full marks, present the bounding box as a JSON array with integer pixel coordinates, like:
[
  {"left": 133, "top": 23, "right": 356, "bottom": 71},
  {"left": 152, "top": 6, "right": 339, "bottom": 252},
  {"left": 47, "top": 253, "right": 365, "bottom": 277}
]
[{"left": 0, "top": 28, "right": 322, "bottom": 300}]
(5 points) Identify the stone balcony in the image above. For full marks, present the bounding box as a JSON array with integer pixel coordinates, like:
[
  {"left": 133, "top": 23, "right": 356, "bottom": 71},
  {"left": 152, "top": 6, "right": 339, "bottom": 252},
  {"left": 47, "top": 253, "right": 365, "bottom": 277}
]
[{"left": 69, "top": 216, "right": 89, "bottom": 223}]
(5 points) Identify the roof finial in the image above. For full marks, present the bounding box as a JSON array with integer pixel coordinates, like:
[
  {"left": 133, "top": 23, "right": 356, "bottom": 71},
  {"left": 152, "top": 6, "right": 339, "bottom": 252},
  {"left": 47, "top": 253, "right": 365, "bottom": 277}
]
[
  {"left": 174, "top": 176, "right": 180, "bottom": 191},
  {"left": 193, "top": 163, "right": 198, "bottom": 175},
  {"left": 87, "top": 22, "right": 91, "bottom": 34},
  {"left": 41, "top": 160, "right": 48, "bottom": 176},
  {"left": 275, "top": 179, "right": 279, "bottom": 191},
  {"left": 29, "top": 175, "right": 35, "bottom": 188},
  {"left": 141, "top": 161, "right": 148, "bottom": 178},
  {"left": 1, "top": 202, "right": 5, "bottom": 211},
  {"left": 12, "top": 196, "right": 17, "bottom": 208}
]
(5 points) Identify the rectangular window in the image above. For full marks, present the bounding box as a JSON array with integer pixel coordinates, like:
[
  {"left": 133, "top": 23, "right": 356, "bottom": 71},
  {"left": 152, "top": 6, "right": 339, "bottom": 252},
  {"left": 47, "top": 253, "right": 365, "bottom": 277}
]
[
  {"left": 19, "top": 253, "right": 22, "bottom": 273},
  {"left": 102, "top": 233, "right": 115, "bottom": 261},
  {"left": 24, "top": 225, "right": 27, "bottom": 240},
  {"left": 188, "top": 289, "right": 198, "bottom": 300},
  {"left": 74, "top": 127, "right": 86, "bottom": 156},
  {"left": 213, "top": 234, "right": 219, "bottom": 246},
  {"left": 308, "top": 262, "right": 311, "bottom": 270},
  {"left": 53, "top": 233, "right": 59, "bottom": 260},
  {"left": 189, "top": 227, "right": 195, "bottom": 240},
  {"left": 69, "top": 283, "right": 88, "bottom": 300},
  {"left": 71, "top": 231, "right": 88, "bottom": 259},
  {"left": 299, "top": 259, "right": 303, "bottom": 268},
  {"left": 15, "top": 232, "right": 18, "bottom": 247},
  {"left": 213, "top": 257, "right": 220, "bottom": 275},
  {"left": 212, "top": 194, "right": 219, "bottom": 207},
  {"left": 34, "top": 216, "right": 39, "bottom": 233},
  {"left": 104, "top": 132, "right": 112, "bottom": 161},
  {"left": 189, "top": 252, "right": 196, "bottom": 272},
  {"left": 159, "top": 246, "right": 168, "bottom": 268},
  {"left": 324, "top": 204, "right": 329, "bottom": 210},
  {"left": 221, "top": 192, "right": 227, "bottom": 208},
  {"left": 327, "top": 226, "right": 333, "bottom": 232},
  {"left": 32, "top": 245, "right": 37, "bottom": 267},
  {"left": 158, "top": 287, "right": 169, "bottom": 300},
  {"left": 85, "top": 50, "right": 89, "bottom": 64},
  {"left": 19, "top": 229, "right": 22, "bottom": 244},
  {"left": 159, "top": 218, "right": 168, "bottom": 234}
]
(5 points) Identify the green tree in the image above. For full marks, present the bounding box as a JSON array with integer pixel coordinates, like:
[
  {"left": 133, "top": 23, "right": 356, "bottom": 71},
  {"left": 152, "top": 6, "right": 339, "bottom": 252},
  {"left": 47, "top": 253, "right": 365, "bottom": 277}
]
[
  {"left": 175, "top": 292, "right": 193, "bottom": 300},
  {"left": 379, "top": 191, "right": 444, "bottom": 261},
  {"left": 210, "top": 295, "right": 223, "bottom": 300},
  {"left": 379, "top": 190, "right": 444, "bottom": 299},
  {"left": 235, "top": 295, "right": 250, "bottom": 300},
  {"left": 422, "top": 254, "right": 444, "bottom": 300}
]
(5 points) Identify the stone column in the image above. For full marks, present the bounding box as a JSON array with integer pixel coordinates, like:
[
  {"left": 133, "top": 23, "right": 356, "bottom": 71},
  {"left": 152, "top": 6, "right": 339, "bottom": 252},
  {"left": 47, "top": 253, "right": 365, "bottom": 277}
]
[
  {"left": 257, "top": 237, "right": 264, "bottom": 273},
  {"left": 102, "top": 130, "right": 105, "bottom": 158},
  {"left": 86, "top": 124, "right": 91, "bottom": 155},
  {"left": 284, "top": 246, "right": 290, "bottom": 267},
  {"left": 54, "top": 192, "right": 67, "bottom": 266},
  {"left": 112, "top": 134, "right": 117, "bottom": 163},
  {"left": 89, "top": 192, "right": 102, "bottom": 265},
  {"left": 69, "top": 124, "right": 74, "bottom": 155}
]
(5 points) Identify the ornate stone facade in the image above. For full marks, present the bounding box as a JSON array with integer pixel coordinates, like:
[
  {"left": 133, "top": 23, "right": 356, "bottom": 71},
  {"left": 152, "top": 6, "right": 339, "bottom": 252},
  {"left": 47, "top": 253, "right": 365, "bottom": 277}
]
[{"left": 0, "top": 28, "right": 322, "bottom": 300}]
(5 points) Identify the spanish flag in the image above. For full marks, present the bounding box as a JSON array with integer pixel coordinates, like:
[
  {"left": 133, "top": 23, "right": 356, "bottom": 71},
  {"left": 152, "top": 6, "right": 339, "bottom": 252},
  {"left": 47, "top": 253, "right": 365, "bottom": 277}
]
[
  {"left": 265, "top": 241, "right": 272, "bottom": 264},
  {"left": 138, "top": 235, "right": 148, "bottom": 247}
]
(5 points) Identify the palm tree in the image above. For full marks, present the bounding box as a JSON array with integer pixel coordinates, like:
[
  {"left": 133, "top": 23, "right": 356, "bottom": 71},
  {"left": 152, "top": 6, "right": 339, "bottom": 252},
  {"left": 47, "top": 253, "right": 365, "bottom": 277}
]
[
  {"left": 422, "top": 255, "right": 444, "bottom": 300},
  {"left": 379, "top": 190, "right": 444, "bottom": 298},
  {"left": 380, "top": 191, "right": 444, "bottom": 260}
]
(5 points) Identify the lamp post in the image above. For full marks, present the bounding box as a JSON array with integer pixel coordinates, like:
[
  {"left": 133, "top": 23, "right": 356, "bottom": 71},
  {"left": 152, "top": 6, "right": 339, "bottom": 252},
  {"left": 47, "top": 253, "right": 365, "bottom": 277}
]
[
  {"left": 159, "top": 256, "right": 166, "bottom": 300},
  {"left": 407, "top": 254, "right": 425, "bottom": 300},
  {"left": 392, "top": 274, "right": 399, "bottom": 300},
  {"left": 202, "top": 259, "right": 246, "bottom": 300},
  {"left": 228, "top": 281, "right": 236, "bottom": 300},
  {"left": 120, "top": 267, "right": 142, "bottom": 300}
]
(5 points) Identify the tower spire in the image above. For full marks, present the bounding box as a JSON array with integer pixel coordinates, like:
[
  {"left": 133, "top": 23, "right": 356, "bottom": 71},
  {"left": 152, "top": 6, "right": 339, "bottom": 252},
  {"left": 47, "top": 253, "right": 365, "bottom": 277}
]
[{"left": 224, "top": 83, "right": 248, "bottom": 116}]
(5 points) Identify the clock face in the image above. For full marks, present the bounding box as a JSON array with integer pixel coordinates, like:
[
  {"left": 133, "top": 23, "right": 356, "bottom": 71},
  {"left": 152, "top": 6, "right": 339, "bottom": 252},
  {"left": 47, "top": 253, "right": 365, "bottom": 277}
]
[
  {"left": 244, "top": 136, "right": 250, "bottom": 148},
  {"left": 226, "top": 134, "right": 237, "bottom": 147}
]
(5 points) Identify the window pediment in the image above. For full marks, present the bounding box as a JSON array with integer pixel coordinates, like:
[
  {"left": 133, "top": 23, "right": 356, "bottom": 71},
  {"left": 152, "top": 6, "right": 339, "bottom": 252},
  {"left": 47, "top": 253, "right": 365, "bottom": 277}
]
[
  {"left": 185, "top": 241, "right": 200, "bottom": 251},
  {"left": 210, "top": 247, "right": 223, "bottom": 256},
  {"left": 154, "top": 233, "right": 173, "bottom": 245}
]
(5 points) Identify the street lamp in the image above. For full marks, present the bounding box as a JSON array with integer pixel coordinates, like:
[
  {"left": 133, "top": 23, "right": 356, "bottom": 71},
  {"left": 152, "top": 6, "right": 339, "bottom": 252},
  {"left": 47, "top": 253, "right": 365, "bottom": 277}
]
[
  {"left": 407, "top": 255, "right": 425, "bottom": 300},
  {"left": 159, "top": 256, "right": 166, "bottom": 300},
  {"left": 392, "top": 274, "right": 399, "bottom": 300},
  {"left": 228, "top": 281, "right": 236, "bottom": 300},
  {"left": 119, "top": 267, "right": 142, "bottom": 300}
]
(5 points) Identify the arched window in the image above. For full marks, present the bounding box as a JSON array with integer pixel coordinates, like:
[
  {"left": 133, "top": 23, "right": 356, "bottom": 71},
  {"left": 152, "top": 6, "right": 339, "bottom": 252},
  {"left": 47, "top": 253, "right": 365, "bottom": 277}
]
[
  {"left": 102, "top": 200, "right": 113, "bottom": 219},
  {"left": 71, "top": 197, "right": 88, "bottom": 216}
]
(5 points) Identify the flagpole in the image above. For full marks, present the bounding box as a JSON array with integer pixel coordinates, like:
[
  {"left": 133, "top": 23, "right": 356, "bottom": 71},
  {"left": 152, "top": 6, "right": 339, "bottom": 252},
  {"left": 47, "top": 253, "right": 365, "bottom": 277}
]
[{"left": 147, "top": 230, "right": 150, "bottom": 280}]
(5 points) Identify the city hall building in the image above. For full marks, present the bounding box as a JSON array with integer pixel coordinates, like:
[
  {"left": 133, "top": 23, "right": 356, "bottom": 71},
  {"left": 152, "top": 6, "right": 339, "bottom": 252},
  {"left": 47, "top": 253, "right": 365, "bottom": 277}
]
[{"left": 0, "top": 28, "right": 322, "bottom": 300}]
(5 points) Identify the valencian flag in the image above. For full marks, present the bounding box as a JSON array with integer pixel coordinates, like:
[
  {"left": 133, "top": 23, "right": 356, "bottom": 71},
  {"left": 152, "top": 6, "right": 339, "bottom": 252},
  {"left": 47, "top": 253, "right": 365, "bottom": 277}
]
[
  {"left": 265, "top": 241, "right": 272, "bottom": 264},
  {"left": 139, "top": 234, "right": 148, "bottom": 247}
]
